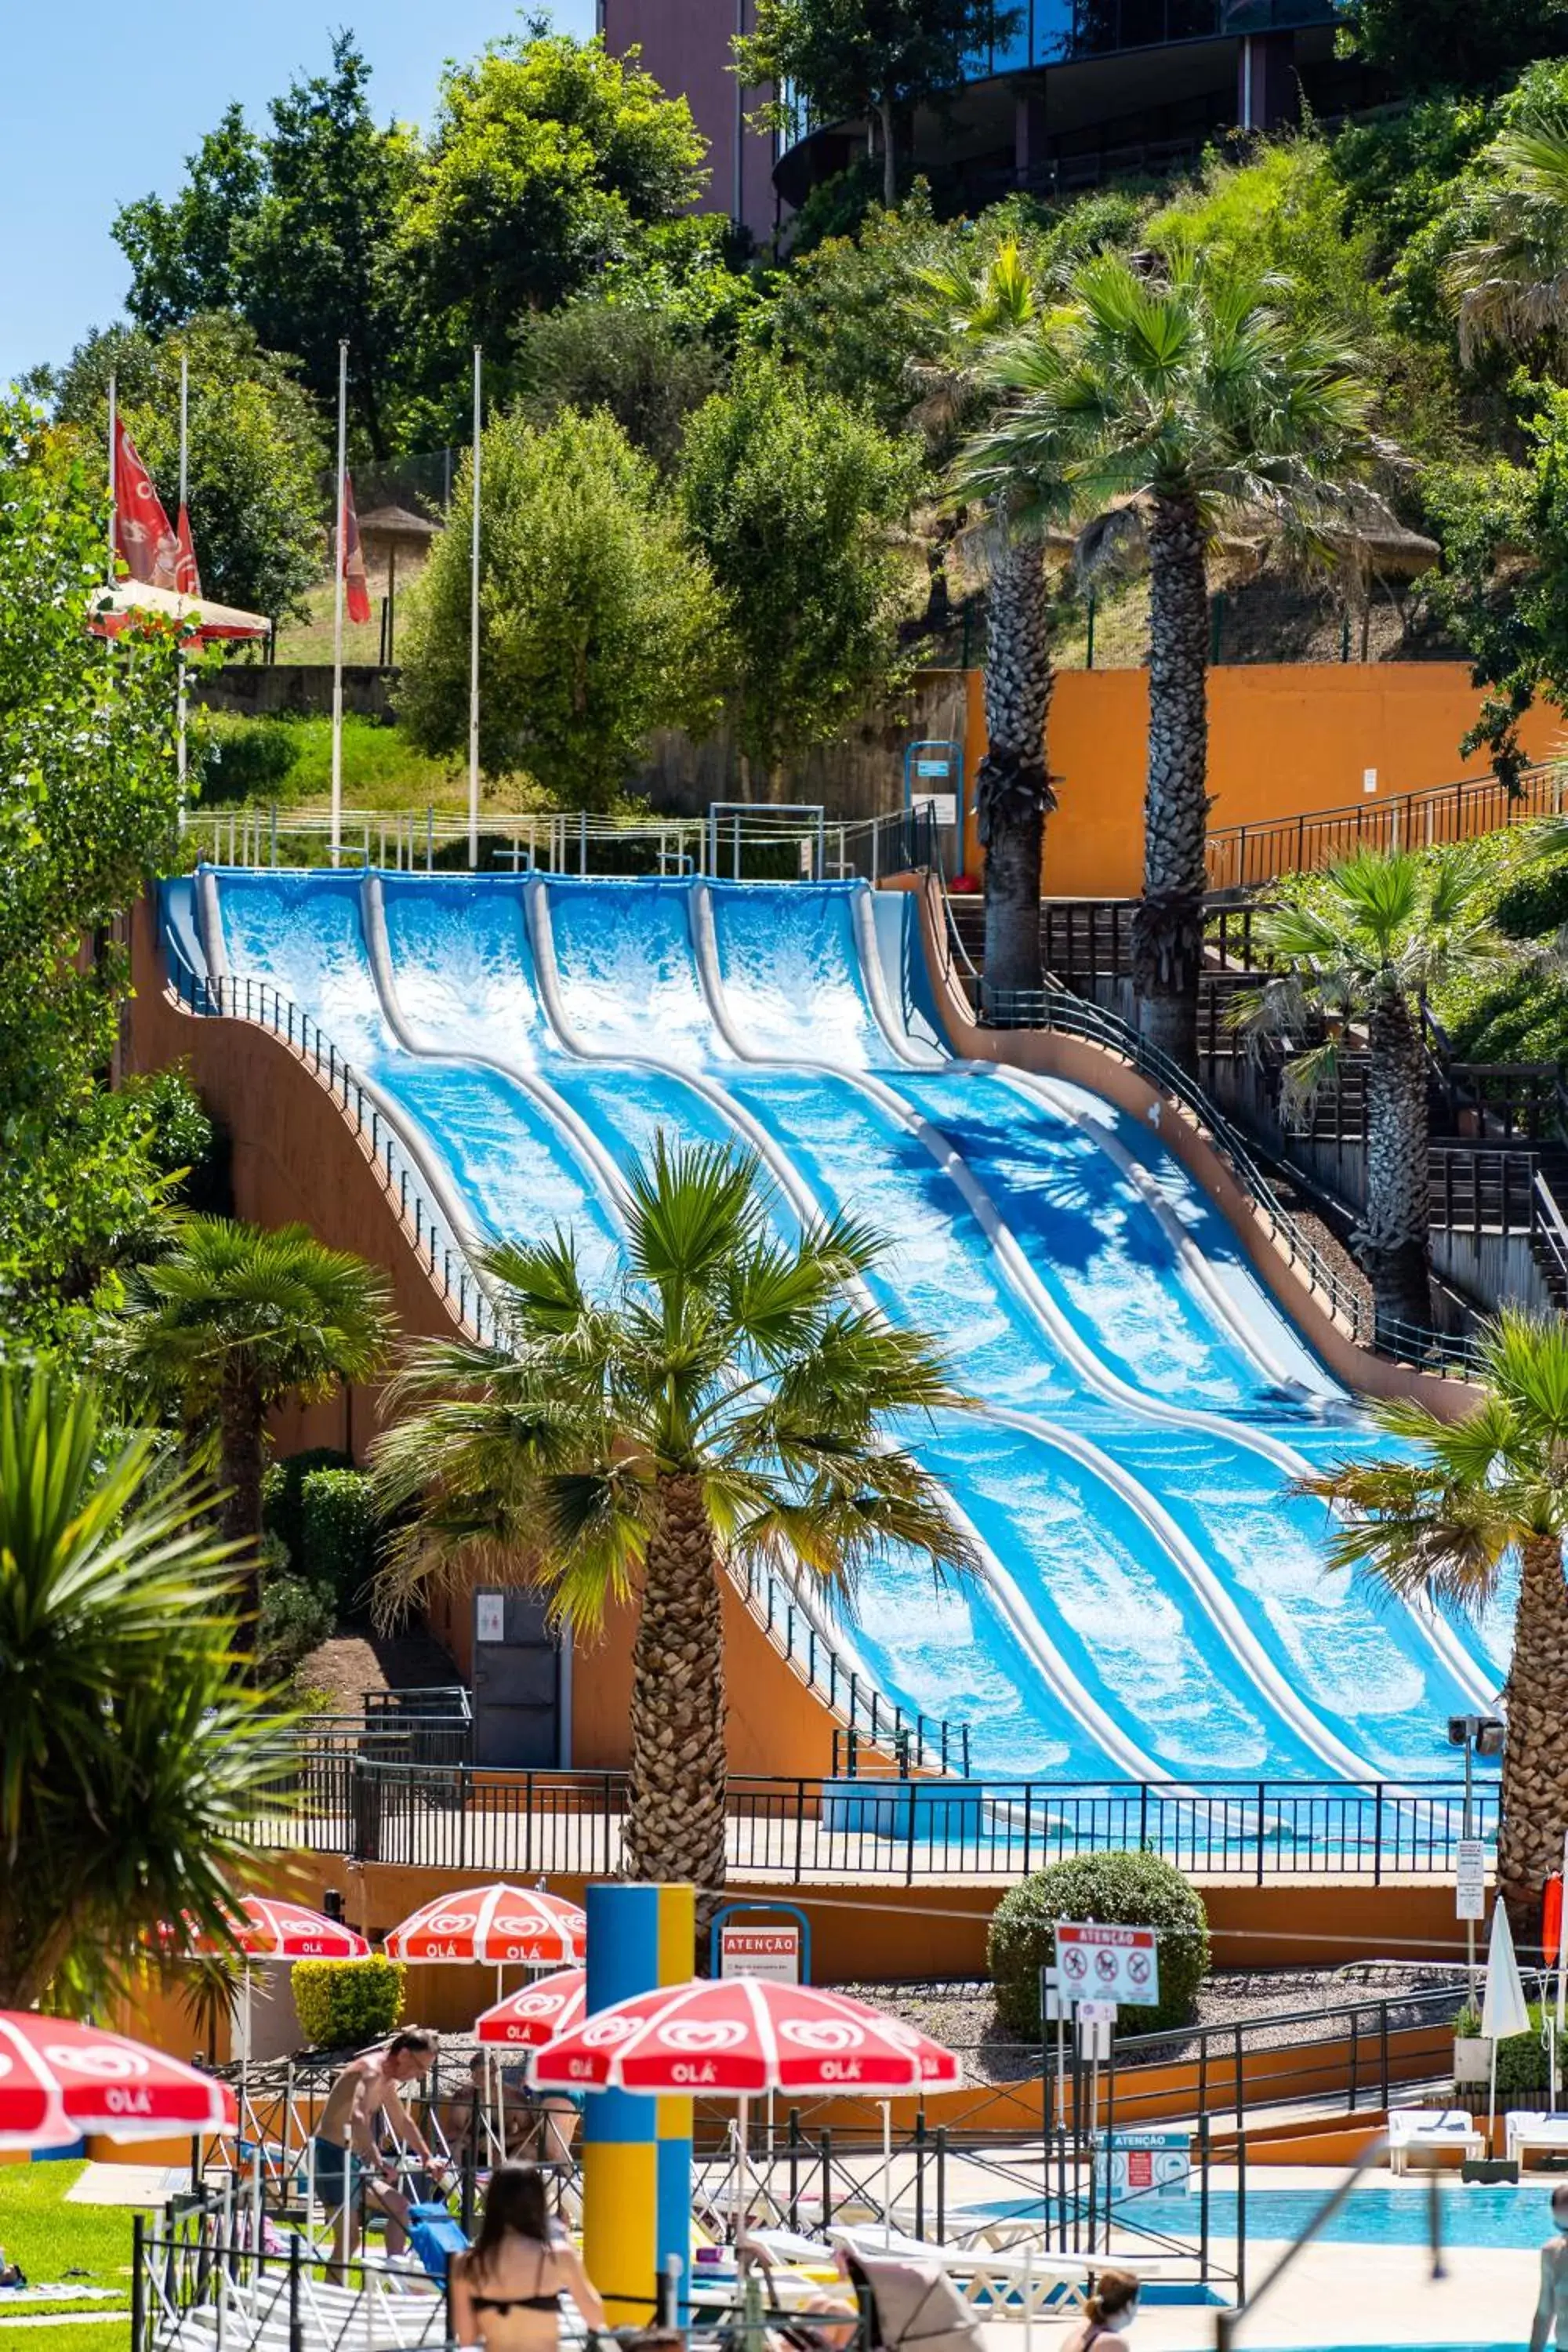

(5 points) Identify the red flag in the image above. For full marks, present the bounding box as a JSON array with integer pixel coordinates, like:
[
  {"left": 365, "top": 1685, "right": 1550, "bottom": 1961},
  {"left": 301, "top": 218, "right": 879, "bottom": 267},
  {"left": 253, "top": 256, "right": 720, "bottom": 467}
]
[
  {"left": 1546, "top": 1875, "right": 1563, "bottom": 1971},
  {"left": 113, "top": 419, "right": 179, "bottom": 590},
  {"left": 341, "top": 472, "right": 372, "bottom": 626},
  {"left": 174, "top": 503, "right": 201, "bottom": 597}
]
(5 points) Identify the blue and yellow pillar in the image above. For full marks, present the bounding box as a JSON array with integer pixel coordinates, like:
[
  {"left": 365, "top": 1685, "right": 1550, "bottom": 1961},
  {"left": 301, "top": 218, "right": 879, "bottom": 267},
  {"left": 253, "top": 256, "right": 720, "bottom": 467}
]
[{"left": 582, "top": 1881, "right": 694, "bottom": 2322}]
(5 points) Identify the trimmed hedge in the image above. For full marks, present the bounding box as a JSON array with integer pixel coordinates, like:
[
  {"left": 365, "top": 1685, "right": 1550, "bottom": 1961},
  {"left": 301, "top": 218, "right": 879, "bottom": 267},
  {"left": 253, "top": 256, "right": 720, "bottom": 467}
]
[
  {"left": 300, "top": 1468, "right": 379, "bottom": 1614},
  {"left": 263, "top": 1449, "right": 353, "bottom": 1574},
  {"left": 293, "top": 1958, "right": 405, "bottom": 2050},
  {"left": 258, "top": 1573, "right": 334, "bottom": 1678},
  {"left": 988, "top": 1851, "right": 1210, "bottom": 2038},
  {"left": 1454, "top": 2002, "right": 1566, "bottom": 2092}
]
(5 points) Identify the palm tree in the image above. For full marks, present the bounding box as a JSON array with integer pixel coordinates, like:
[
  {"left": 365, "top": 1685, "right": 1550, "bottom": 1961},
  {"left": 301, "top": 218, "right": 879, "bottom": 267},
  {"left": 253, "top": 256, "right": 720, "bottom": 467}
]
[
  {"left": 0, "top": 1364, "right": 289, "bottom": 2010},
  {"left": 111, "top": 1216, "right": 397, "bottom": 1628},
  {"left": 371, "top": 1138, "right": 975, "bottom": 1897},
  {"left": 960, "top": 248, "right": 1378, "bottom": 1066},
  {"left": 1296, "top": 1309, "right": 1568, "bottom": 1915},
  {"left": 1444, "top": 113, "right": 1568, "bottom": 365},
  {"left": 924, "top": 240, "right": 1073, "bottom": 1004},
  {"left": 1232, "top": 848, "right": 1508, "bottom": 1341}
]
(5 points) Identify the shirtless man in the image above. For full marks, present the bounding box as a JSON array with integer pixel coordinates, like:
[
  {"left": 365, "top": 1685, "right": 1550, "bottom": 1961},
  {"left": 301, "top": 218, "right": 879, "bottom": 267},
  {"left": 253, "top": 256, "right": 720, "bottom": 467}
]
[
  {"left": 314, "top": 2028, "right": 445, "bottom": 2267},
  {"left": 1531, "top": 2184, "right": 1568, "bottom": 2351}
]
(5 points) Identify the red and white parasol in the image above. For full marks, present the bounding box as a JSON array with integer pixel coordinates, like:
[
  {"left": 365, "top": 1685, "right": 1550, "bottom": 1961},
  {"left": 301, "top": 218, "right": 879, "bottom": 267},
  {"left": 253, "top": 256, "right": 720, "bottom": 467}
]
[
  {"left": 532, "top": 1976, "right": 958, "bottom": 2095},
  {"left": 384, "top": 1886, "right": 586, "bottom": 1972},
  {"left": 534, "top": 1978, "right": 958, "bottom": 2243},
  {"left": 0, "top": 2013, "right": 236, "bottom": 2151},
  {"left": 88, "top": 580, "right": 271, "bottom": 642},
  {"left": 476, "top": 1967, "right": 586, "bottom": 2049},
  {"left": 180, "top": 1896, "right": 371, "bottom": 1964}
]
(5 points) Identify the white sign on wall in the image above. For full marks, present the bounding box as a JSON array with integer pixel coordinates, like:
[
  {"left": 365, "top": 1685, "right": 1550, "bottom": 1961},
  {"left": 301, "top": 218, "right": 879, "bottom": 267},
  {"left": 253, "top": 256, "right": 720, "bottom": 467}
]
[
  {"left": 475, "top": 1592, "right": 506, "bottom": 1645},
  {"left": 913, "top": 793, "right": 958, "bottom": 827},
  {"left": 1093, "top": 2131, "right": 1192, "bottom": 2201},
  {"left": 719, "top": 1926, "right": 801, "bottom": 1984},
  {"left": 1055, "top": 1922, "right": 1160, "bottom": 2007}
]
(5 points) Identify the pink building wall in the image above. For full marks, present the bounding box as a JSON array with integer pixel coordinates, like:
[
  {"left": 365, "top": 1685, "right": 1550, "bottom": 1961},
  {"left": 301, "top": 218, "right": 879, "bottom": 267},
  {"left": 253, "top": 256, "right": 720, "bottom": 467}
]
[{"left": 600, "top": 0, "right": 779, "bottom": 244}]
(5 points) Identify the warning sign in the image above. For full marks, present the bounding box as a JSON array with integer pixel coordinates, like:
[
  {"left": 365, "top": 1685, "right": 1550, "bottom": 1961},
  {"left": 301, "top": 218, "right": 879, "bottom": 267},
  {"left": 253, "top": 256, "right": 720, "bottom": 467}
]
[
  {"left": 1092, "top": 2132, "right": 1191, "bottom": 2201},
  {"left": 1055, "top": 1922, "right": 1160, "bottom": 2007},
  {"left": 719, "top": 1926, "right": 801, "bottom": 1984}
]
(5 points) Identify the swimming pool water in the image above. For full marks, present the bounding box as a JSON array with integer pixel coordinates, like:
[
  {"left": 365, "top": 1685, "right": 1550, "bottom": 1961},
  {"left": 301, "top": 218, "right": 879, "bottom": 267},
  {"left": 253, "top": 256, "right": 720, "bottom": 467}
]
[{"left": 969, "top": 2183, "right": 1566, "bottom": 2249}]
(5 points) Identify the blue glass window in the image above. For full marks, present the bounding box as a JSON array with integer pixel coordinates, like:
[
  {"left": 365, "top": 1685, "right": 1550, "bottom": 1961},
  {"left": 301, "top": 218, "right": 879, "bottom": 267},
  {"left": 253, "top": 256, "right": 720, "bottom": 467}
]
[{"left": 1031, "top": 0, "right": 1076, "bottom": 61}]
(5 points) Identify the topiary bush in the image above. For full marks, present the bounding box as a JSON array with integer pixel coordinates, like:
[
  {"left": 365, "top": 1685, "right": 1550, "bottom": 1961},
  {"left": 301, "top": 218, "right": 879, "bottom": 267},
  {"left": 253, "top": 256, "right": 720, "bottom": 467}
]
[
  {"left": 300, "top": 1467, "right": 380, "bottom": 1616},
  {"left": 988, "top": 1851, "right": 1210, "bottom": 2039},
  {"left": 1454, "top": 2001, "right": 1566, "bottom": 2092},
  {"left": 263, "top": 1448, "right": 354, "bottom": 1573},
  {"left": 292, "top": 1958, "right": 405, "bottom": 2050}
]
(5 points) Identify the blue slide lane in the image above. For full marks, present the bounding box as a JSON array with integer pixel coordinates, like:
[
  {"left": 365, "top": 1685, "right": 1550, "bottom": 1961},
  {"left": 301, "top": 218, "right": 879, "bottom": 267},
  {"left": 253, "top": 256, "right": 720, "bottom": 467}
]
[
  {"left": 175, "top": 866, "right": 1504, "bottom": 1785},
  {"left": 209, "top": 872, "right": 621, "bottom": 1288}
]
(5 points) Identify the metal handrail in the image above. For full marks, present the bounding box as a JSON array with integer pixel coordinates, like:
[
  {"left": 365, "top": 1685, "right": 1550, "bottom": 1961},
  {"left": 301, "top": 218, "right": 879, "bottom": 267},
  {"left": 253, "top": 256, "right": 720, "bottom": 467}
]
[
  {"left": 931, "top": 865, "right": 1483, "bottom": 1377},
  {"left": 1205, "top": 758, "right": 1565, "bottom": 891}
]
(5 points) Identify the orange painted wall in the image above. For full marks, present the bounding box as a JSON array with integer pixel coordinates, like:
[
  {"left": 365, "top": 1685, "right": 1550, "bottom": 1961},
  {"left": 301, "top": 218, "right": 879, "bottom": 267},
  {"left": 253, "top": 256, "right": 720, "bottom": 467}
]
[{"left": 960, "top": 665, "right": 1565, "bottom": 897}]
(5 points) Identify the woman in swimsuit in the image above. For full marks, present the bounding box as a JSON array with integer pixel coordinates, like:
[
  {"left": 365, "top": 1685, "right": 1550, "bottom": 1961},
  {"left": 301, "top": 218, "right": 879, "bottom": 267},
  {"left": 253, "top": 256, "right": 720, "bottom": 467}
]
[
  {"left": 1062, "top": 2270, "right": 1139, "bottom": 2352},
  {"left": 450, "top": 2165, "right": 606, "bottom": 2351}
]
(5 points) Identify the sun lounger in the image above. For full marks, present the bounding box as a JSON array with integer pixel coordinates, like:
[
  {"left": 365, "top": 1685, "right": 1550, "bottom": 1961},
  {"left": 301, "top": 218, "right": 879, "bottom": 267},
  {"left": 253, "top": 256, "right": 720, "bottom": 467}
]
[
  {"left": 828, "top": 2227, "right": 1189, "bottom": 2320},
  {"left": 1506, "top": 2111, "right": 1568, "bottom": 2166},
  {"left": 1387, "top": 2108, "right": 1486, "bottom": 2174}
]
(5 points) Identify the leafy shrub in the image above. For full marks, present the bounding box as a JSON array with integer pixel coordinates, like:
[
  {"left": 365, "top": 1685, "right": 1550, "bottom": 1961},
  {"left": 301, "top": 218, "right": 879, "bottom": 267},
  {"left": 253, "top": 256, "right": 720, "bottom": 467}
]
[
  {"left": 1454, "top": 2001, "right": 1566, "bottom": 2092},
  {"left": 293, "top": 1958, "right": 405, "bottom": 2050},
  {"left": 257, "top": 1573, "right": 335, "bottom": 1678},
  {"left": 263, "top": 1448, "right": 353, "bottom": 1570},
  {"left": 300, "top": 1468, "right": 379, "bottom": 1614},
  {"left": 1491, "top": 854, "right": 1568, "bottom": 940},
  {"left": 194, "top": 714, "right": 302, "bottom": 807},
  {"left": 988, "top": 1852, "right": 1210, "bottom": 2038}
]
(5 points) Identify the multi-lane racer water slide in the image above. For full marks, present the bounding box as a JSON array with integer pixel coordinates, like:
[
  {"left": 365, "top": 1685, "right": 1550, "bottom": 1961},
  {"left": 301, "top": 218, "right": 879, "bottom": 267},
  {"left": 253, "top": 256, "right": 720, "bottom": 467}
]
[{"left": 147, "top": 866, "right": 1508, "bottom": 1793}]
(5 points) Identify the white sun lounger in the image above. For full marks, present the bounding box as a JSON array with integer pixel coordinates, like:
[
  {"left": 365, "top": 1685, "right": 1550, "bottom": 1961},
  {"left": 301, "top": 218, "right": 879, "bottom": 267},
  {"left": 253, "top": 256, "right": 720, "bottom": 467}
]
[
  {"left": 1387, "top": 2108, "right": 1486, "bottom": 2174},
  {"left": 1507, "top": 2111, "right": 1568, "bottom": 2166},
  {"left": 827, "top": 2227, "right": 1190, "bottom": 2320}
]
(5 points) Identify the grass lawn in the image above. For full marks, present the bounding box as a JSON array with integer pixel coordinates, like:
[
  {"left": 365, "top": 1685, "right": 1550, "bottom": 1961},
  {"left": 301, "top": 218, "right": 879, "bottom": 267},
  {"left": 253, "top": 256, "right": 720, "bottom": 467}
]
[
  {"left": 0, "top": 2161, "right": 136, "bottom": 2316},
  {"left": 11, "top": 2321, "right": 132, "bottom": 2347}
]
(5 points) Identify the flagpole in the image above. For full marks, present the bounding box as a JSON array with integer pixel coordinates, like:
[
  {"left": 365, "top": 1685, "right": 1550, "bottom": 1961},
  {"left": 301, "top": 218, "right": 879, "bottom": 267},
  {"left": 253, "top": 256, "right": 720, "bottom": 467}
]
[
  {"left": 176, "top": 352, "right": 189, "bottom": 830},
  {"left": 107, "top": 372, "right": 117, "bottom": 578},
  {"left": 468, "top": 344, "right": 482, "bottom": 870},
  {"left": 331, "top": 339, "right": 349, "bottom": 869}
]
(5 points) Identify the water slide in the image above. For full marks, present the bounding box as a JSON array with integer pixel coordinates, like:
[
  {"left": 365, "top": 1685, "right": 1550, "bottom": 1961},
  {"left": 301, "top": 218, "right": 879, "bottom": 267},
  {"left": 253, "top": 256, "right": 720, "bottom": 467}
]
[{"left": 166, "top": 867, "right": 1505, "bottom": 1786}]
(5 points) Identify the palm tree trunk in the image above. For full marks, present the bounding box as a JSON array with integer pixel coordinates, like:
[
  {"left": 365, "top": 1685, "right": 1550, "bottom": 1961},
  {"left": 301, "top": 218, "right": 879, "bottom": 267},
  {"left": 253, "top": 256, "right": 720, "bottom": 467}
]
[
  {"left": 219, "top": 1371, "right": 266, "bottom": 1642},
  {"left": 1498, "top": 1532, "right": 1568, "bottom": 1917},
  {"left": 624, "top": 1473, "right": 728, "bottom": 1905},
  {"left": 878, "top": 93, "right": 897, "bottom": 209},
  {"left": 1359, "top": 990, "right": 1433, "bottom": 1341},
  {"left": 978, "top": 533, "right": 1055, "bottom": 1006},
  {"left": 1133, "top": 493, "right": 1210, "bottom": 1071}
]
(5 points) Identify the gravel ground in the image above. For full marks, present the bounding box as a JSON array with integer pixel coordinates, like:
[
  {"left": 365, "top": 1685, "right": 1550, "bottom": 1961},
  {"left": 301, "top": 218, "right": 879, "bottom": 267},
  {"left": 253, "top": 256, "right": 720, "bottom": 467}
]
[{"left": 828, "top": 1967, "right": 1465, "bottom": 2085}]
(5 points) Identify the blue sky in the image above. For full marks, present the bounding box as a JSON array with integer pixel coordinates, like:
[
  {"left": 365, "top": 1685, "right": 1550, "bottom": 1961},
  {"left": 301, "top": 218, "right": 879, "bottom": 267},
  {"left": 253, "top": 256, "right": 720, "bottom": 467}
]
[{"left": 1, "top": 2, "right": 597, "bottom": 388}]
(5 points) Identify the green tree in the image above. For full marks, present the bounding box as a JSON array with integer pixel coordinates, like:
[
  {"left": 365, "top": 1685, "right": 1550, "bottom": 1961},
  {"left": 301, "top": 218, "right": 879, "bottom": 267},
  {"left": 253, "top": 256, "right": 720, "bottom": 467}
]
[
  {"left": 114, "top": 103, "right": 265, "bottom": 330},
  {"left": 398, "top": 406, "right": 726, "bottom": 805},
  {"left": 1233, "top": 849, "right": 1508, "bottom": 1338},
  {"left": 735, "top": 0, "right": 1020, "bottom": 211},
  {"left": 45, "top": 316, "right": 325, "bottom": 622},
  {"left": 110, "top": 1218, "right": 397, "bottom": 1632},
  {"left": 0, "top": 1365, "right": 289, "bottom": 2010},
  {"left": 398, "top": 26, "right": 707, "bottom": 389},
  {"left": 1296, "top": 1309, "right": 1568, "bottom": 1915},
  {"left": 517, "top": 300, "right": 723, "bottom": 474},
  {"left": 114, "top": 35, "right": 414, "bottom": 457},
  {"left": 962, "top": 250, "right": 1377, "bottom": 1067},
  {"left": 1338, "top": 0, "right": 1568, "bottom": 93},
  {"left": 680, "top": 354, "right": 919, "bottom": 790},
  {"left": 0, "top": 395, "right": 187, "bottom": 1359},
  {"left": 372, "top": 1139, "right": 975, "bottom": 1894}
]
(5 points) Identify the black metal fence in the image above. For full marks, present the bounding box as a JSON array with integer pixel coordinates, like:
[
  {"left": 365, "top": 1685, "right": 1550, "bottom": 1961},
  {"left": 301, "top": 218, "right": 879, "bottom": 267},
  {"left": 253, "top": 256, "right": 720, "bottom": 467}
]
[
  {"left": 256, "top": 1754, "right": 1498, "bottom": 1886},
  {"left": 1205, "top": 761, "right": 1566, "bottom": 892}
]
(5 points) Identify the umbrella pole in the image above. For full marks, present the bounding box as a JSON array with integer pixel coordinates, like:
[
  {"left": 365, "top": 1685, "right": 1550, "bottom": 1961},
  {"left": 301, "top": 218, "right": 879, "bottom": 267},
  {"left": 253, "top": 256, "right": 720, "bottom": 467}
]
[
  {"left": 1490, "top": 2034, "right": 1498, "bottom": 2153},
  {"left": 734, "top": 2095, "right": 750, "bottom": 2249},
  {"left": 882, "top": 2103, "right": 892, "bottom": 2247}
]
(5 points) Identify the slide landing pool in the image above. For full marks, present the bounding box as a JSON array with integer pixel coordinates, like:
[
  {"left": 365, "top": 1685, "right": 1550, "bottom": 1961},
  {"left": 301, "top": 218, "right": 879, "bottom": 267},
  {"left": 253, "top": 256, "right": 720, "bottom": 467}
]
[{"left": 161, "top": 869, "right": 1508, "bottom": 1786}]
